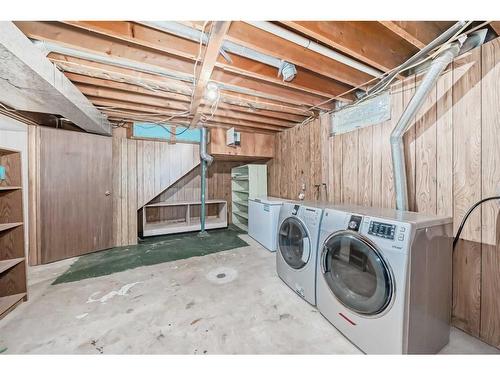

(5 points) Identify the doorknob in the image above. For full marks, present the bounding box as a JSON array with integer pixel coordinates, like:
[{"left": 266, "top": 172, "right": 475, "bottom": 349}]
[{"left": 105, "top": 190, "right": 111, "bottom": 196}]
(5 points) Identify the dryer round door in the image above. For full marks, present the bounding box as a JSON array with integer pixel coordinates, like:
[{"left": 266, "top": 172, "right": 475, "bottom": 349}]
[
  {"left": 278, "top": 217, "right": 311, "bottom": 269},
  {"left": 321, "top": 230, "right": 394, "bottom": 316}
]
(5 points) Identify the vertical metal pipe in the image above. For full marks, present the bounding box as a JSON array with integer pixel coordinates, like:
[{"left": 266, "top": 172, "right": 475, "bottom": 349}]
[
  {"left": 199, "top": 127, "right": 212, "bottom": 237},
  {"left": 391, "top": 43, "right": 461, "bottom": 210},
  {"left": 200, "top": 158, "right": 207, "bottom": 235}
]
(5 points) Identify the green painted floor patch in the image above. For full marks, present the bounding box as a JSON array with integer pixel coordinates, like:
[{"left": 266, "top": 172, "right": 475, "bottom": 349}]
[{"left": 52, "top": 225, "right": 248, "bottom": 285}]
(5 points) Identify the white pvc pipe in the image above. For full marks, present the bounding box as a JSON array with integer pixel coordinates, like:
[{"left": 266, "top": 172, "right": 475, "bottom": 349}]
[
  {"left": 245, "top": 21, "right": 383, "bottom": 77},
  {"left": 142, "top": 21, "right": 285, "bottom": 70}
]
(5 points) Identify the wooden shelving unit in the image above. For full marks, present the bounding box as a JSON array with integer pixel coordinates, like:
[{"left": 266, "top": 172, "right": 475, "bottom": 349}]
[
  {"left": 231, "top": 164, "right": 267, "bottom": 232},
  {"left": 139, "top": 200, "right": 228, "bottom": 237},
  {"left": 0, "top": 147, "right": 27, "bottom": 319}
]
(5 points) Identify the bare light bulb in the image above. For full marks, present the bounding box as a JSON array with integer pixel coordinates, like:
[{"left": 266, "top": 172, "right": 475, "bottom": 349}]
[{"left": 205, "top": 83, "right": 219, "bottom": 102}]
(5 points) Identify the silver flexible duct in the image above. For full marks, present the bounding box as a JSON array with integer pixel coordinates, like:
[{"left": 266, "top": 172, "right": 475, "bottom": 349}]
[{"left": 391, "top": 43, "right": 461, "bottom": 210}]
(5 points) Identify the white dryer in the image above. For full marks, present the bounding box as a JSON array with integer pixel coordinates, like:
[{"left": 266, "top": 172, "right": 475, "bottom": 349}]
[
  {"left": 316, "top": 204, "right": 452, "bottom": 354},
  {"left": 276, "top": 202, "right": 323, "bottom": 305}
]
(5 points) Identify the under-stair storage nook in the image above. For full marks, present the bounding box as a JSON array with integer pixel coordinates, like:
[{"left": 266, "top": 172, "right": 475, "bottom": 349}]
[{"left": 139, "top": 200, "right": 228, "bottom": 237}]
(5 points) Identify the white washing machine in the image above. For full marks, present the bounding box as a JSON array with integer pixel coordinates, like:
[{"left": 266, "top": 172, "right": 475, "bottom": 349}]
[
  {"left": 276, "top": 202, "right": 323, "bottom": 305},
  {"left": 316, "top": 204, "right": 453, "bottom": 354}
]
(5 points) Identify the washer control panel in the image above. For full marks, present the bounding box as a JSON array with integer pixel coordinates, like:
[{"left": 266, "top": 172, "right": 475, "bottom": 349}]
[{"left": 368, "top": 221, "right": 396, "bottom": 240}]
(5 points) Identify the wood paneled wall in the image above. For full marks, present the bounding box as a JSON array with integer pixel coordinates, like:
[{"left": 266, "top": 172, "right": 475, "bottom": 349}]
[
  {"left": 209, "top": 128, "right": 274, "bottom": 160},
  {"left": 268, "top": 38, "right": 500, "bottom": 348},
  {"left": 112, "top": 131, "right": 200, "bottom": 247}
]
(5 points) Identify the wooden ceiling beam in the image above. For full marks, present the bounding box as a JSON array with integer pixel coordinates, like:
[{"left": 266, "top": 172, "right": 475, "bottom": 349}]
[
  {"left": 49, "top": 53, "right": 316, "bottom": 117},
  {"left": 88, "top": 96, "right": 295, "bottom": 128},
  {"left": 190, "top": 21, "right": 231, "bottom": 127},
  {"left": 490, "top": 22, "right": 500, "bottom": 36},
  {"left": 226, "top": 21, "right": 373, "bottom": 87},
  {"left": 108, "top": 116, "right": 279, "bottom": 135},
  {"left": 68, "top": 72, "right": 308, "bottom": 123},
  {"left": 379, "top": 21, "right": 456, "bottom": 49},
  {"left": 16, "top": 21, "right": 343, "bottom": 109},
  {"left": 63, "top": 21, "right": 354, "bottom": 100},
  {"left": 48, "top": 51, "right": 329, "bottom": 110},
  {"left": 280, "top": 21, "right": 418, "bottom": 72},
  {"left": 104, "top": 110, "right": 284, "bottom": 133}
]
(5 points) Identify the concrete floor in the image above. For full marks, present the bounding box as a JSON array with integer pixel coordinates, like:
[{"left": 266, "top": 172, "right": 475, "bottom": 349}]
[{"left": 0, "top": 234, "right": 498, "bottom": 354}]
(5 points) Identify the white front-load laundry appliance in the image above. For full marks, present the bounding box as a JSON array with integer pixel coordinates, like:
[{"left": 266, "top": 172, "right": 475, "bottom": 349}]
[
  {"left": 316, "top": 204, "right": 452, "bottom": 354},
  {"left": 276, "top": 202, "right": 323, "bottom": 305}
]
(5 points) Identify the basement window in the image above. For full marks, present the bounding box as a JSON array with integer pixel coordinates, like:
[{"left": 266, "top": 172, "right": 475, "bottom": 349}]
[{"left": 132, "top": 123, "right": 200, "bottom": 143}]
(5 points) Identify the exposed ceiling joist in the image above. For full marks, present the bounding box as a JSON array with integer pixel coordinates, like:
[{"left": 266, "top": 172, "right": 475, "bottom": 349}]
[
  {"left": 227, "top": 21, "right": 373, "bottom": 87},
  {"left": 62, "top": 21, "right": 354, "bottom": 100},
  {"left": 379, "top": 21, "right": 455, "bottom": 49},
  {"left": 490, "top": 21, "right": 500, "bottom": 36},
  {"left": 16, "top": 21, "right": 337, "bottom": 110},
  {"left": 53, "top": 55, "right": 314, "bottom": 117},
  {"left": 189, "top": 21, "right": 231, "bottom": 127},
  {"left": 0, "top": 21, "right": 110, "bottom": 135},
  {"left": 67, "top": 72, "right": 307, "bottom": 123},
  {"left": 280, "top": 21, "right": 418, "bottom": 72}
]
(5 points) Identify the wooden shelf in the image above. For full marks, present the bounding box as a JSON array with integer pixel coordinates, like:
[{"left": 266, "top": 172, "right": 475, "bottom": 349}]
[
  {"left": 0, "top": 257, "right": 24, "bottom": 274},
  {"left": 0, "top": 222, "right": 23, "bottom": 232},
  {"left": 233, "top": 210, "right": 248, "bottom": 220},
  {"left": 0, "top": 293, "right": 26, "bottom": 317},
  {"left": 145, "top": 199, "right": 226, "bottom": 208},
  {"left": 233, "top": 190, "right": 249, "bottom": 194},
  {"left": 231, "top": 164, "right": 267, "bottom": 233},
  {"left": 0, "top": 147, "right": 27, "bottom": 320},
  {"left": 0, "top": 186, "right": 22, "bottom": 191},
  {"left": 233, "top": 200, "right": 248, "bottom": 207},
  {"left": 140, "top": 200, "right": 228, "bottom": 237}
]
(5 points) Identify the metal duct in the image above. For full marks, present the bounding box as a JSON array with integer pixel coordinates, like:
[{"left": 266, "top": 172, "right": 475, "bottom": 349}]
[
  {"left": 391, "top": 28, "right": 487, "bottom": 211},
  {"left": 142, "top": 21, "right": 296, "bottom": 81},
  {"left": 199, "top": 126, "right": 213, "bottom": 165},
  {"left": 391, "top": 43, "right": 461, "bottom": 210},
  {"left": 32, "top": 39, "right": 193, "bottom": 82},
  {"left": 245, "top": 21, "right": 383, "bottom": 77}
]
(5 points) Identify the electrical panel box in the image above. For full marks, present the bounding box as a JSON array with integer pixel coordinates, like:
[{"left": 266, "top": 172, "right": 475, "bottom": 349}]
[{"left": 226, "top": 127, "right": 241, "bottom": 147}]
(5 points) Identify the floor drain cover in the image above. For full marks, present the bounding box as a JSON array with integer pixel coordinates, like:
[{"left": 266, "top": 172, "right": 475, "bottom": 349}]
[{"left": 206, "top": 267, "right": 237, "bottom": 284}]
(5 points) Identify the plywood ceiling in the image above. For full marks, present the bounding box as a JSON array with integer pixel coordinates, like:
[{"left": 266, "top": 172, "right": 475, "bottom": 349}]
[{"left": 14, "top": 20, "right": 482, "bottom": 134}]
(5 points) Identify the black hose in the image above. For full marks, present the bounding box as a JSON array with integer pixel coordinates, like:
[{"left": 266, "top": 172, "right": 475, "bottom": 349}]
[{"left": 453, "top": 196, "right": 500, "bottom": 250}]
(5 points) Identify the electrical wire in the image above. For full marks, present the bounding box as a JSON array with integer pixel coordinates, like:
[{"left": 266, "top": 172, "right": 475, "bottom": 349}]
[
  {"left": 297, "top": 21, "right": 480, "bottom": 128},
  {"left": 453, "top": 196, "right": 500, "bottom": 250}
]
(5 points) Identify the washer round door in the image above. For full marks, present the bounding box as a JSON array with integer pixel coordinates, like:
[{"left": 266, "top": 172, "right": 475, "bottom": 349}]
[
  {"left": 278, "top": 217, "right": 311, "bottom": 269},
  {"left": 321, "top": 231, "right": 394, "bottom": 316}
]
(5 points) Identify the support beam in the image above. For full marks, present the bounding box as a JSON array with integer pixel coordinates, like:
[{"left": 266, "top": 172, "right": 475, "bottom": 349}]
[
  {"left": 280, "top": 21, "right": 418, "bottom": 72},
  {"left": 490, "top": 22, "right": 500, "bottom": 36},
  {"left": 62, "top": 21, "right": 354, "bottom": 100},
  {"left": 190, "top": 21, "right": 230, "bottom": 127},
  {"left": 379, "top": 21, "right": 456, "bottom": 50},
  {"left": 0, "top": 22, "right": 110, "bottom": 135},
  {"left": 228, "top": 21, "right": 373, "bottom": 87}
]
